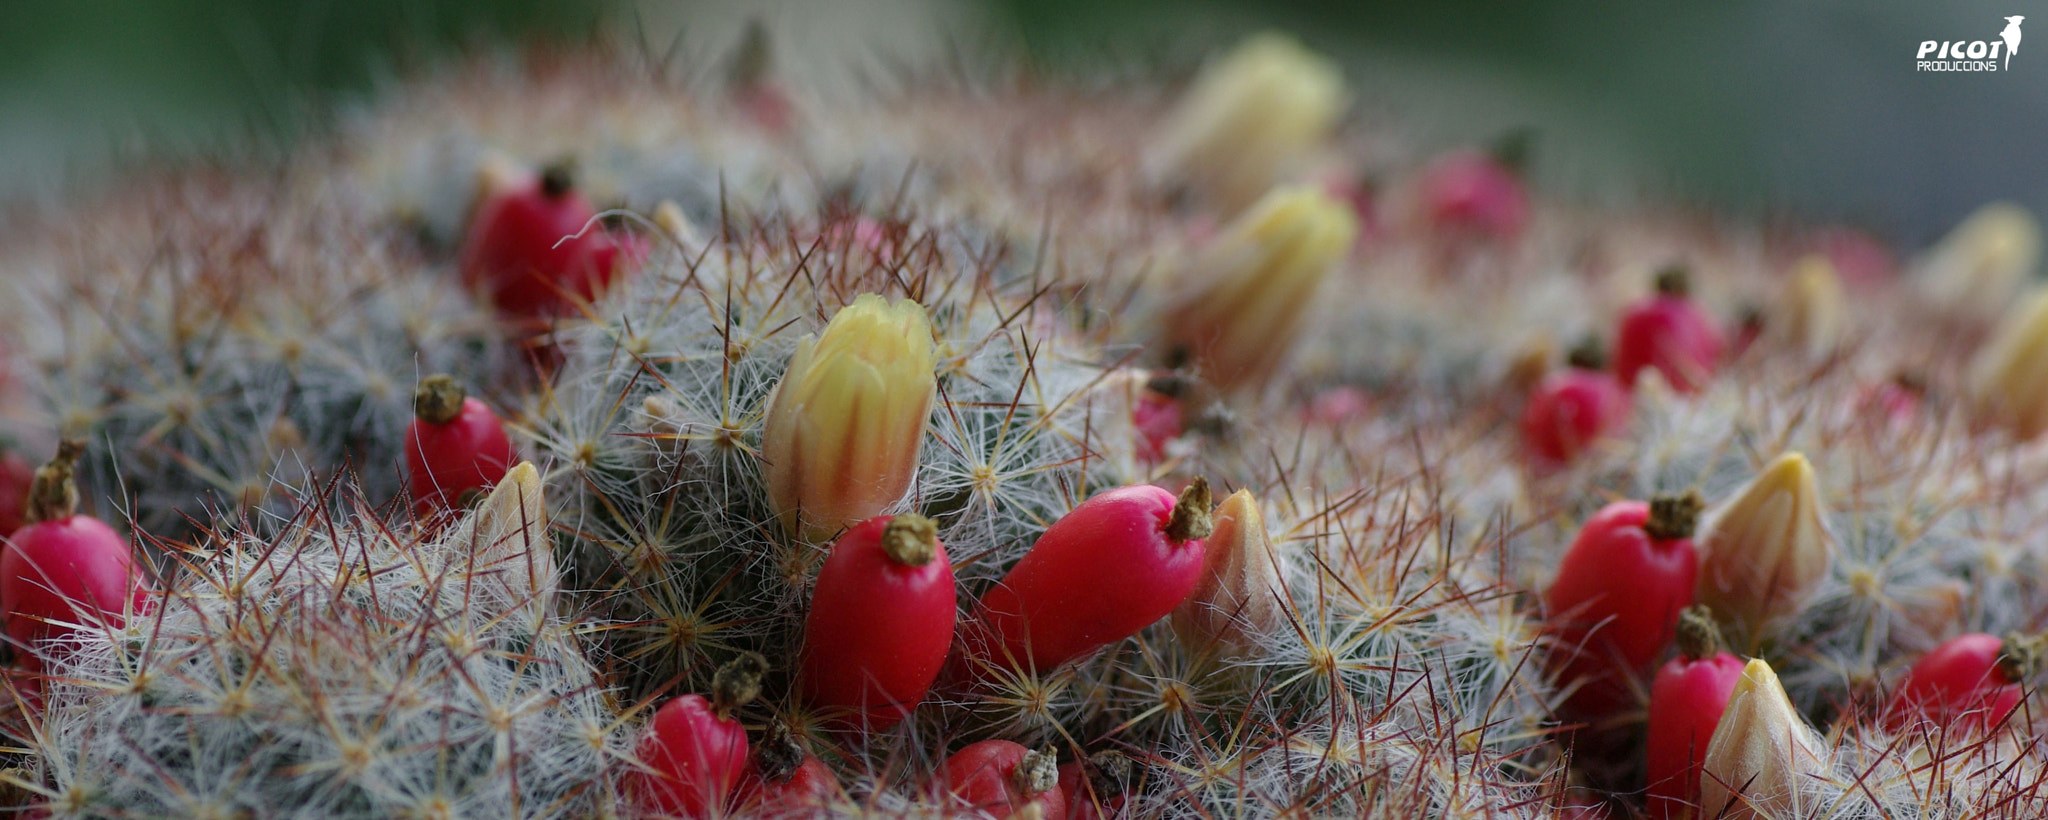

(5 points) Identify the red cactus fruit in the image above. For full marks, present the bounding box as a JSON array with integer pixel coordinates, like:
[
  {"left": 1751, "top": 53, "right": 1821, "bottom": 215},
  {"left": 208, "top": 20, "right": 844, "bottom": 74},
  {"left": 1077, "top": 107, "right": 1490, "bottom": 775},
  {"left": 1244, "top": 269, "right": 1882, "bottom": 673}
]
[
  {"left": 732, "top": 721, "right": 839, "bottom": 816},
  {"left": 1614, "top": 267, "right": 1724, "bottom": 393},
  {"left": 405, "top": 374, "right": 516, "bottom": 515},
  {"left": 1883, "top": 632, "right": 2035, "bottom": 735},
  {"left": 0, "top": 451, "right": 34, "bottom": 536},
  {"left": 1544, "top": 492, "right": 1704, "bottom": 720},
  {"left": 458, "top": 161, "right": 639, "bottom": 317},
  {"left": 1059, "top": 751, "right": 1132, "bottom": 820},
  {"left": 935, "top": 740, "right": 1066, "bottom": 818},
  {"left": 1132, "top": 388, "right": 1183, "bottom": 464},
  {"left": 1, "top": 441, "right": 149, "bottom": 653},
  {"left": 799, "top": 513, "right": 956, "bottom": 730},
  {"left": 956, "top": 479, "right": 1214, "bottom": 682},
  {"left": 1419, "top": 149, "right": 1530, "bottom": 241},
  {"left": 1645, "top": 606, "right": 1747, "bottom": 820},
  {"left": 626, "top": 653, "right": 765, "bottom": 818},
  {"left": 1520, "top": 341, "right": 1631, "bottom": 465}
]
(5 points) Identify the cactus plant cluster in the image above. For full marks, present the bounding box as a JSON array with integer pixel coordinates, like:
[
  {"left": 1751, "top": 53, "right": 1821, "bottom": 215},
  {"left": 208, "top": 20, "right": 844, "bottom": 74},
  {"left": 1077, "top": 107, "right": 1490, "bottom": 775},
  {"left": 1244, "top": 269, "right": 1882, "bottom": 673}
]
[{"left": 6, "top": 17, "right": 2048, "bottom": 820}]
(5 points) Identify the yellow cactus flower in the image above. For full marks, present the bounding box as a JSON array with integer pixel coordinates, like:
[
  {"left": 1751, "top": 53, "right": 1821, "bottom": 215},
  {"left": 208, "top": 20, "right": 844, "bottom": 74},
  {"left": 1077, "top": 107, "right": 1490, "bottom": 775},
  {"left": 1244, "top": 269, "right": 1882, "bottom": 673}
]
[
  {"left": 1696, "top": 453, "right": 1832, "bottom": 642},
  {"left": 448, "top": 461, "right": 555, "bottom": 606},
  {"left": 1151, "top": 32, "right": 1346, "bottom": 212},
  {"left": 1969, "top": 287, "right": 2048, "bottom": 439},
  {"left": 1163, "top": 185, "right": 1358, "bottom": 392},
  {"left": 762, "top": 294, "right": 936, "bottom": 541},
  {"left": 1778, "top": 254, "right": 1844, "bottom": 359},
  {"left": 1172, "top": 489, "right": 1286, "bottom": 654},
  {"left": 1920, "top": 201, "right": 2042, "bottom": 316},
  {"left": 1699, "top": 659, "right": 1827, "bottom": 819}
]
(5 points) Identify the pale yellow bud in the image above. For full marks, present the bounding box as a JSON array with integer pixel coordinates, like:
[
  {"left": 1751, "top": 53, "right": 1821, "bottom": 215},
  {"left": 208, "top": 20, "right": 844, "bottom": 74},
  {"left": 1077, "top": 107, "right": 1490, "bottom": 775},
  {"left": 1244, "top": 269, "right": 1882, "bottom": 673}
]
[
  {"left": 652, "top": 200, "right": 701, "bottom": 248},
  {"left": 1172, "top": 489, "right": 1286, "bottom": 655},
  {"left": 1920, "top": 201, "right": 2042, "bottom": 316},
  {"left": 1164, "top": 186, "right": 1358, "bottom": 391},
  {"left": 448, "top": 462, "right": 556, "bottom": 605},
  {"left": 1776, "top": 255, "right": 1844, "bottom": 359},
  {"left": 1969, "top": 288, "right": 2048, "bottom": 439},
  {"left": 1696, "top": 453, "right": 1832, "bottom": 640},
  {"left": 1698, "top": 659, "right": 1826, "bottom": 820},
  {"left": 762, "top": 294, "right": 936, "bottom": 541},
  {"left": 1151, "top": 32, "right": 1346, "bottom": 212}
]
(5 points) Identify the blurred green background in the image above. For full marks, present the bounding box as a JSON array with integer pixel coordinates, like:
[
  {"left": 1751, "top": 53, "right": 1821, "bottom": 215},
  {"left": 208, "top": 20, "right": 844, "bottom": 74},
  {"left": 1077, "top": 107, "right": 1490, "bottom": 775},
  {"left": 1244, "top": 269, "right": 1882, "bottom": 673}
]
[{"left": 2, "top": 0, "right": 2042, "bottom": 245}]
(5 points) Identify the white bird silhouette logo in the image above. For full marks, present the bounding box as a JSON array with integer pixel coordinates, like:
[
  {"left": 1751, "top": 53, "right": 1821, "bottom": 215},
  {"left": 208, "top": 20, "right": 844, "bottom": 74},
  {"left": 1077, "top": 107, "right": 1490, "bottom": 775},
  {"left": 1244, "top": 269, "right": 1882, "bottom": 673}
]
[{"left": 2002, "top": 16, "right": 2024, "bottom": 70}]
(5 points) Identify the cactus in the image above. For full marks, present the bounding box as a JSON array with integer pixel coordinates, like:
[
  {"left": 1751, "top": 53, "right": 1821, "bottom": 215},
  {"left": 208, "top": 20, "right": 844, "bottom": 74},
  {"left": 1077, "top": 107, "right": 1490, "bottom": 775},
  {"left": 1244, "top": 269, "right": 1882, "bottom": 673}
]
[{"left": 6, "top": 14, "right": 2048, "bottom": 820}]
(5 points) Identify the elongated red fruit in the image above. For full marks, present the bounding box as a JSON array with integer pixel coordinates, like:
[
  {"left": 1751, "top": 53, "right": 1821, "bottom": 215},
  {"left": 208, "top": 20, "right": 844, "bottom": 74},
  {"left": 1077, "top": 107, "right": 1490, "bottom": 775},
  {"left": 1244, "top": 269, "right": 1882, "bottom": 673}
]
[
  {"left": 1420, "top": 149, "right": 1529, "bottom": 241},
  {"left": 405, "top": 375, "right": 515, "bottom": 514},
  {"left": 799, "top": 513, "right": 955, "bottom": 730},
  {"left": 732, "top": 721, "right": 839, "bottom": 816},
  {"left": 1, "top": 442, "right": 149, "bottom": 652},
  {"left": 459, "top": 161, "right": 639, "bottom": 317},
  {"left": 1614, "top": 267, "right": 1724, "bottom": 393},
  {"left": 958, "top": 479, "right": 1214, "bottom": 681},
  {"left": 1059, "top": 751, "right": 1132, "bottom": 820},
  {"left": 626, "top": 653, "right": 764, "bottom": 817},
  {"left": 1544, "top": 492, "right": 1703, "bottom": 719},
  {"left": 1645, "top": 606, "right": 1746, "bottom": 820},
  {"left": 934, "top": 740, "right": 1066, "bottom": 818},
  {"left": 1883, "top": 632, "right": 2035, "bottom": 734},
  {"left": 1521, "top": 342, "right": 1631, "bottom": 465}
]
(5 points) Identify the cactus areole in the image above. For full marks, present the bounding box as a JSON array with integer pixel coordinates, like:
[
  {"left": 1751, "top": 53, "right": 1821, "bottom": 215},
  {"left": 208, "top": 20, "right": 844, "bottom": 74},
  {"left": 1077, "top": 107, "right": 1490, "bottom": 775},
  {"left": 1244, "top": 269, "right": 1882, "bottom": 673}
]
[
  {"left": 405, "top": 374, "right": 516, "bottom": 514},
  {"left": 1, "top": 441, "right": 149, "bottom": 652},
  {"left": 1645, "top": 606, "right": 1747, "bottom": 820},
  {"left": 959, "top": 479, "right": 1214, "bottom": 681},
  {"left": 628, "top": 653, "right": 765, "bottom": 817},
  {"left": 1544, "top": 491, "right": 1704, "bottom": 719},
  {"left": 799, "top": 513, "right": 956, "bottom": 730}
]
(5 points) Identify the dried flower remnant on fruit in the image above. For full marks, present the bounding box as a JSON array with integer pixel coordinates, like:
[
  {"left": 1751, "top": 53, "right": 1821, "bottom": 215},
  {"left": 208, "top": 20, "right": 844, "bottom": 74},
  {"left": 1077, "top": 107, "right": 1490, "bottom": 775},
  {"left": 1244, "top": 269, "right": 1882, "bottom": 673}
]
[
  {"left": 1150, "top": 32, "right": 1345, "bottom": 211},
  {"left": 1163, "top": 185, "right": 1358, "bottom": 392},
  {"left": 1969, "top": 287, "right": 2048, "bottom": 439},
  {"left": 1172, "top": 488, "right": 1285, "bottom": 654},
  {"left": 711, "top": 652, "right": 768, "bottom": 719},
  {"left": 24, "top": 439, "right": 85, "bottom": 524},
  {"left": 1920, "top": 201, "right": 2043, "bottom": 316},
  {"left": 1696, "top": 453, "right": 1831, "bottom": 644},
  {"left": 762, "top": 294, "right": 936, "bottom": 541},
  {"left": 1697, "top": 659, "right": 1825, "bottom": 820}
]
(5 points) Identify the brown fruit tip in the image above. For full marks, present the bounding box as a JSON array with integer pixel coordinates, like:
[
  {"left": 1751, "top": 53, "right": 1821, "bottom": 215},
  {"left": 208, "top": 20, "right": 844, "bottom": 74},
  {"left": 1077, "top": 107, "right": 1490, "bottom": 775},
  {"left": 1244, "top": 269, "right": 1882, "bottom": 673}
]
[
  {"left": 881, "top": 514, "right": 939, "bottom": 567},
  {"left": 1644, "top": 490, "right": 1705, "bottom": 541},
  {"left": 539, "top": 159, "right": 577, "bottom": 199},
  {"left": 1165, "top": 477, "right": 1215, "bottom": 544},
  {"left": 1675, "top": 605, "right": 1725, "bottom": 661},
  {"left": 753, "top": 721, "right": 805, "bottom": 784},
  {"left": 1564, "top": 337, "right": 1607, "bottom": 371},
  {"left": 1653, "top": 264, "right": 1693, "bottom": 298},
  {"left": 25, "top": 439, "right": 86, "bottom": 524},
  {"left": 2000, "top": 632, "right": 2047, "bottom": 682},
  {"left": 413, "top": 374, "right": 468, "bottom": 425},
  {"left": 1014, "top": 748, "right": 1059, "bottom": 797},
  {"left": 711, "top": 652, "right": 768, "bottom": 718}
]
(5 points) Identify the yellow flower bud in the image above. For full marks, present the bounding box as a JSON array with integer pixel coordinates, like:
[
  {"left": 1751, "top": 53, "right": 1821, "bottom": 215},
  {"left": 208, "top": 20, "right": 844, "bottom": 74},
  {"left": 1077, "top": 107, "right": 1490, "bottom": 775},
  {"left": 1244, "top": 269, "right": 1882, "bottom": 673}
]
[
  {"left": 1163, "top": 185, "right": 1358, "bottom": 392},
  {"left": 1777, "top": 254, "right": 1844, "bottom": 360},
  {"left": 762, "top": 294, "right": 936, "bottom": 541},
  {"left": 1699, "top": 659, "right": 1826, "bottom": 820},
  {"left": 1151, "top": 32, "right": 1346, "bottom": 212},
  {"left": 1172, "top": 489, "right": 1286, "bottom": 655},
  {"left": 1696, "top": 453, "right": 1832, "bottom": 640},
  {"left": 1920, "top": 201, "right": 2042, "bottom": 316},
  {"left": 447, "top": 461, "right": 555, "bottom": 605},
  {"left": 1969, "top": 287, "right": 2048, "bottom": 439}
]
